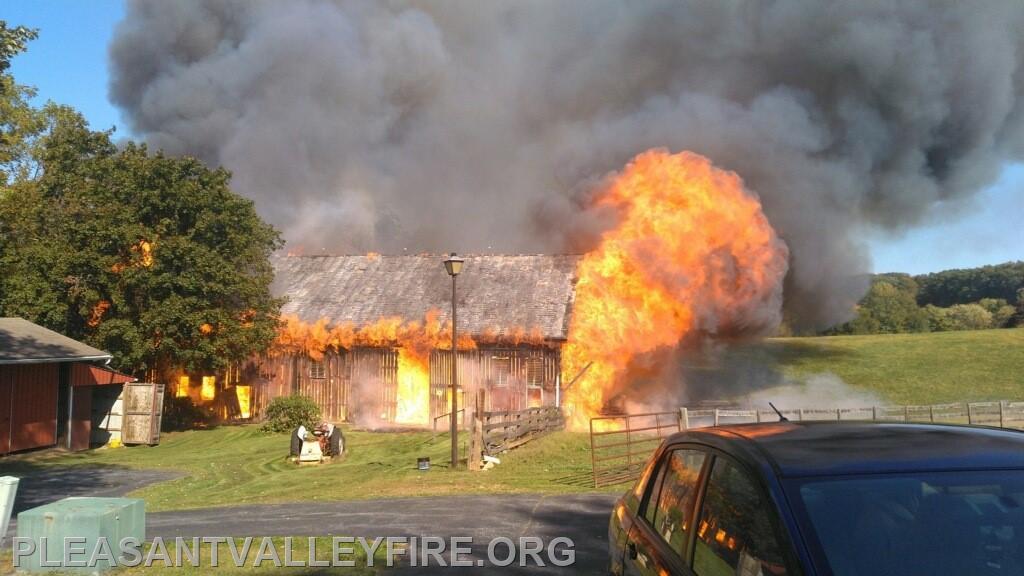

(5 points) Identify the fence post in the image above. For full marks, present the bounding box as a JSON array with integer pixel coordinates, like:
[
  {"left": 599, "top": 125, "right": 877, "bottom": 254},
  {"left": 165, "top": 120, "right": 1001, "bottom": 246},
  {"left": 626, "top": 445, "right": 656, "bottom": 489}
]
[
  {"left": 872, "top": 406, "right": 877, "bottom": 421},
  {"left": 903, "top": 405, "right": 909, "bottom": 422},
  {"left": 967, "top": 403, "right": 974, "bottom": 425},
  {"left": 836, "top": 408, "right": 841, "bottom": 422},
  {"left": 756, "top": 410, "right": 761, "bottom": 423},
  {"left": 625, "top": 415, "right": 633, "bottom": 470},
  {"left": 590, "top": 417, "right": 598, "bottom": 488},
  {"left": 798, "top": 409, "right": 804, "bottom": 421},
  {"left": 679, "top": 407, "right": 689, "bottom": 430},
  {"left": 713, "top": 409, "right": 720, "bottom": 427},
  {"left": 929, "top": 404, "right": 935, "bottom": 422},
  {"left": 470, "top": 417, "right": 483, "bottom": 471},
  {"left": 469, "top": 390, "right": 485, "bottom": 471}
]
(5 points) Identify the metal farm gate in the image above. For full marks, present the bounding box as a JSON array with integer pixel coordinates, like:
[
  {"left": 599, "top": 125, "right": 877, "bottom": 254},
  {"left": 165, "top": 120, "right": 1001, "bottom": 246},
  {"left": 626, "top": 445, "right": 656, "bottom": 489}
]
[{"left": 589, "top": 411, "right": 681, "bottom": 487}]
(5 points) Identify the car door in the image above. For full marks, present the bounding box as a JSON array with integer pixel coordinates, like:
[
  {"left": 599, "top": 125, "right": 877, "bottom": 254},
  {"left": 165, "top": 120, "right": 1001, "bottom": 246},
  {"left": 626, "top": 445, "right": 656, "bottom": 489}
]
[
  {"left": 624, "top": 447, "right": 709, "bottom": 576},
  {"left": 691, "top": 454, "right": 799, "bottom": 576}
]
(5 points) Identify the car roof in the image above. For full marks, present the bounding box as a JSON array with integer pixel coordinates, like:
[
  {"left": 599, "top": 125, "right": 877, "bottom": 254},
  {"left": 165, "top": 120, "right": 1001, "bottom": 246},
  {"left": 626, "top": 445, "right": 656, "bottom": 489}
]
[{"left": 668, "top": 421, "right": 1024, "bottom": 477}]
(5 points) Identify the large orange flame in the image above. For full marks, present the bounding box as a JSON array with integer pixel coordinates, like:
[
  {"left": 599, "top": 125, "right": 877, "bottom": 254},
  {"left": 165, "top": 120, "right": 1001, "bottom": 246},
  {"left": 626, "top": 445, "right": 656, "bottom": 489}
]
[
  {"left": 269, "top": 150, "right": 784, "bottom": 429},
  {"left": 87, "top": 300, "right": 111, "bottom": 328},
  {"left": 562, "top": 149, "right": 788, "bottom": 429}
]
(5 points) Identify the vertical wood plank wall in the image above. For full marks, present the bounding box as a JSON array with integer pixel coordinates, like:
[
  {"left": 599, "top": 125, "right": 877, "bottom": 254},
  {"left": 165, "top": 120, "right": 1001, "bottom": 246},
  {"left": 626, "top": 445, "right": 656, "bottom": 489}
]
[
  {"left": 246, "top": 345, "right": 561, "bottom": 425},
  {"left": 292, "top": 353, "right": 349, "bottom": 422}
]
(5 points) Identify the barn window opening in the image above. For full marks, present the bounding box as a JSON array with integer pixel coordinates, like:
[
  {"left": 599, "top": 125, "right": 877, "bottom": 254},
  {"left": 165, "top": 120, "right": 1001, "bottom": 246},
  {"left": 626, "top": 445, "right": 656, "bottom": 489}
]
[
  {"left": 177, "top": 375, "right": 190, "bottom": 398},
  {"left": 493, "top": 356, "right": 512, "bottom": 387},
  {"left": 235, "top": 385, "right": 252, "bottom": 419},
  {"left": 309, "top": 360, "right": 327, "bottom": 379},
  {"left": 526, "top": 356, "right": 545, "bottom": 407},
  {"left": 526, "top": 356, "right": 544, "bottom": 387},
  {"left": 200, "top": 376, "right": 216, "bottom": 401}
]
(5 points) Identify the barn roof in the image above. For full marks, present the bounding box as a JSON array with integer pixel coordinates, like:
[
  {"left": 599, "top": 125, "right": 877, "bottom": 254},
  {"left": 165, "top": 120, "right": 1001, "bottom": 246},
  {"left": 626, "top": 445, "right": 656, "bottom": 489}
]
[
  {"left": 0, "top": 318, "right": 112, "bottom": 364},
  {"left": 272, "top": 254, "right": 580, "bottom": 341}
]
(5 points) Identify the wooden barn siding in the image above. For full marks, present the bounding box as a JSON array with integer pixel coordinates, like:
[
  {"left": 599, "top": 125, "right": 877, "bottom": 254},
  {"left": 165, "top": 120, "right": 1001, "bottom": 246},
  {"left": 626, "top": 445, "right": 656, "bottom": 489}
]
[
  {"left": 293, "top": 353, "right": 349, "bottom": 422},
  {"left": 247, "top": 348, "right": 397, "bottom": 423},
  {"left": 246, "top": 354, "right": 296, "bottom": 421},
  {"left": 0, "top": 363, "right": 59, "bottom": 454},
  {"left": 350, "top": 348, "right": 398, "bottom": 423},
  {"left": 247, "top": 346, "right": 560, "bottom": 424},
  {"left": 429, "top": 347, "right": 560, "bottom": 417}
]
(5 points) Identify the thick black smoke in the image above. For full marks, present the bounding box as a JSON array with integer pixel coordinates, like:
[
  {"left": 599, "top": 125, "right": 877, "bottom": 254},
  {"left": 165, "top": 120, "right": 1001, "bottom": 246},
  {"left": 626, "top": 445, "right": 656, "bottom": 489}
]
[{"left": 109, "top": 0, "right": 1024, "bottom": 330}]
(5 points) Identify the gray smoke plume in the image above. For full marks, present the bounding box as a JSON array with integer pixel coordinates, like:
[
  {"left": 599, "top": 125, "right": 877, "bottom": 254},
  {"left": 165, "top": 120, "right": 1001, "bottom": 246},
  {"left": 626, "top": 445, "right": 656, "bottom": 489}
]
[{"left": 109, "top": 0, "right": 1024, "bottom": 331}]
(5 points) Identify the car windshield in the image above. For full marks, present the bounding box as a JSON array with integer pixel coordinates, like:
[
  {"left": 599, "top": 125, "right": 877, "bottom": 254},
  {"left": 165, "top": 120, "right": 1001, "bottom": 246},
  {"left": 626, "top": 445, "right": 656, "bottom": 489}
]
[{"left": 793, "top": 470, "right": 1024, "bottom": 576}]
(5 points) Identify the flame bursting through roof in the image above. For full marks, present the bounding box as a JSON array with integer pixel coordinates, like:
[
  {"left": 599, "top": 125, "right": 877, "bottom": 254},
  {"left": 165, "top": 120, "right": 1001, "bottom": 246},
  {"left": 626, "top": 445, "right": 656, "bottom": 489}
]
[
  {"left": 272, "top": 150, "right": 788, "bottom": 429},
  {"left": 562, "top": 150, "right": 789, "bottom": 429}
]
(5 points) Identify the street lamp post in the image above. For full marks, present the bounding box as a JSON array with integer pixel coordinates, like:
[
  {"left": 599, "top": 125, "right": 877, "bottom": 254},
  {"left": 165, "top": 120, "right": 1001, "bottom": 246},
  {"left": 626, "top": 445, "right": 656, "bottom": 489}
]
[{"left": 443, "top": 253, "right": 464, "bottom": 469}]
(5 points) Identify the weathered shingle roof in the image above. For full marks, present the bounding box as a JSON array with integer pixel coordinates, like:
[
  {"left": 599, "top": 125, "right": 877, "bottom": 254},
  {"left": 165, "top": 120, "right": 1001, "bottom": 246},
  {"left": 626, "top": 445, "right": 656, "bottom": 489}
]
[
  {"left": 272, "top": 254, "right": 580, "bottom": 340},
  {"left": 0, "top": 318, "right": 112, "bottom": 364}
]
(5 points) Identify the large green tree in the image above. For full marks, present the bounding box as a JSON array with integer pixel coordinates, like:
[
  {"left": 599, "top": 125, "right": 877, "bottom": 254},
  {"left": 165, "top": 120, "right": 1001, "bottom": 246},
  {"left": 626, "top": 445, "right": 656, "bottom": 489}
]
[
  {"left": 839, "top": 274, "right": 929, "bottom": 334},
  {"left": 0, "top": 29, "right": 283, "bottom": 377},
  {"left": 0, "top": 21, "right": 45, "bottom": 185}
]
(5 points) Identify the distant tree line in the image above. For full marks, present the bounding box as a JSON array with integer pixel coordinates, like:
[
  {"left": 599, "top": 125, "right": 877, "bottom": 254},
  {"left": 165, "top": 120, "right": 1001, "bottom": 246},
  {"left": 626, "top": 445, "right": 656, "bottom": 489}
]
[
  {"left": 827, "top": 262, "right": 1024, "bottom": 335},
  {"left": 915, "top": 262, "right": 1024, "bottom": 308}
]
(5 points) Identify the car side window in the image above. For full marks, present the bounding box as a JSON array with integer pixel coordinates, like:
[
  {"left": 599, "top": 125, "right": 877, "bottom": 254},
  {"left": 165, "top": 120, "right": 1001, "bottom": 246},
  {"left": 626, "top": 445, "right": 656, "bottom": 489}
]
[
  {"left": 694, "top": 457, "right": 790, "bottom": 576},
  {"left": 647, "top": 449, "right": 707, "bottom": 556},
  {"left": 627, "top": 451, "right": 661, "bottom": 517},
  {"left": 642, "top": 461, "right": 667, "bottom": 526}
]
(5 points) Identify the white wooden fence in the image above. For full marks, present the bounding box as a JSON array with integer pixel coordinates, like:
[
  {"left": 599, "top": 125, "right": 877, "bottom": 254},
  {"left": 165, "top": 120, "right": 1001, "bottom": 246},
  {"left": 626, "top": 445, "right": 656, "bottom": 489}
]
[{"left": 680, "top": 401, "right": 1024, "bottom": 430}]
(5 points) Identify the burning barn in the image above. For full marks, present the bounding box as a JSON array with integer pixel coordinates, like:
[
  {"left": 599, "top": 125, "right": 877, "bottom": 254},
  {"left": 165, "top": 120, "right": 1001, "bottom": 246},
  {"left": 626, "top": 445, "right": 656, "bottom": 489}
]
[{"left": 242, "top": 254, "right": 580, "bottom": 426}]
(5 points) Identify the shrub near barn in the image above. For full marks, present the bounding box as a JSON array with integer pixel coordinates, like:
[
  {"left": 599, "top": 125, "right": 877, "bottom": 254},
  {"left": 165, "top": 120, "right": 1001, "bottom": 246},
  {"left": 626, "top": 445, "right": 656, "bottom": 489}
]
[{"left": 260, "top": 395, "right": 322, "bottom": 434}]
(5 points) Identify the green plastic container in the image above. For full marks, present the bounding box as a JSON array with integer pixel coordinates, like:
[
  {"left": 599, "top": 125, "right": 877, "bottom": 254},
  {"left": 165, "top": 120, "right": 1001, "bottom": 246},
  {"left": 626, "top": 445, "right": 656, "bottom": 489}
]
[{"left": 15, "top": 497, "right": 144, "bottom": 572}]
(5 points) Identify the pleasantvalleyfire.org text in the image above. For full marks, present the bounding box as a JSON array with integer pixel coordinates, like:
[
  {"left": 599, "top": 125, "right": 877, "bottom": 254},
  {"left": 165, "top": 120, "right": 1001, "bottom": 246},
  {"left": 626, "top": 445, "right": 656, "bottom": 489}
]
[{"left": 11, "top": 535, "right": 576, "bottom": 569}]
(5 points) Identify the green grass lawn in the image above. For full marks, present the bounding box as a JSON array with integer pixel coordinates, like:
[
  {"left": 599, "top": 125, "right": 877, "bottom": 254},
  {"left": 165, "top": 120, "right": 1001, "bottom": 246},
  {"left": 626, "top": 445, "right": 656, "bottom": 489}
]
[
  {"left": 4, "top": 427, "right": 608, "bottom": 512},
  {"left": 5, "top": 328, "right": 1021, "bottom": 514},
  {"left": 760, "top": 327, "right": 1024, "bottom": 404}
]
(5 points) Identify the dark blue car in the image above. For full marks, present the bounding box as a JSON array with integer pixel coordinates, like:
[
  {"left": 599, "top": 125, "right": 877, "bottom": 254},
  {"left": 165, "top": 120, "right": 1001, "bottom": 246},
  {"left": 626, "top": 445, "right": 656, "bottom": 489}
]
[{"left": 609, "top": 422, "right": 1024, "bottom": 575}]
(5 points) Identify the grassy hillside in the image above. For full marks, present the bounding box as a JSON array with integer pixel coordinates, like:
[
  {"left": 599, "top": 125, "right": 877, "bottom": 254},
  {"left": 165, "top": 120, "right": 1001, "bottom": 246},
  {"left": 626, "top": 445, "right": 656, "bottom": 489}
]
[{"left": 764, "top": 328, "right": 1024, "bottom": 404}]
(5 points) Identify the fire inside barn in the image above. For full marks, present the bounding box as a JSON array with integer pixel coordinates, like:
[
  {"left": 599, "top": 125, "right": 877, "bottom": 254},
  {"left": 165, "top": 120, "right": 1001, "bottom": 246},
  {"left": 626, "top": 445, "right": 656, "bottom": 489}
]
[{"left": 236, "top": 254, "right": 579, "bottom": 426}]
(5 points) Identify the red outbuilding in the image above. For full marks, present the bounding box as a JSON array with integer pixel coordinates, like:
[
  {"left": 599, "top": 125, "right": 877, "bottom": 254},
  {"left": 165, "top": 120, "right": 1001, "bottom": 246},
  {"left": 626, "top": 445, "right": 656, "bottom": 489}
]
[{"left": 0, "top": 318, "right": 135, "bottom": 455}]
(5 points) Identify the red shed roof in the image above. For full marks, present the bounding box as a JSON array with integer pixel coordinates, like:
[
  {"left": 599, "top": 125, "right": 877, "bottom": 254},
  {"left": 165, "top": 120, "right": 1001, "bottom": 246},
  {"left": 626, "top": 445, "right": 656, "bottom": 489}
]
[{"left": 70, "top": 363, "right": 136, "bottom": 387}]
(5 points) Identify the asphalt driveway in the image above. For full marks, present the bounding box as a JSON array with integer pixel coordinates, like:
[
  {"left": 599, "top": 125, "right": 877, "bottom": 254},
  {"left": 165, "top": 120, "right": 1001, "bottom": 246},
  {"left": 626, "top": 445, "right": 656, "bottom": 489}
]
[
  {"left": 149, "top": 493, "right": 618, "bottom": 574},
  {"left": 1, "top": 463, "right": 618, "bottom": 574}
]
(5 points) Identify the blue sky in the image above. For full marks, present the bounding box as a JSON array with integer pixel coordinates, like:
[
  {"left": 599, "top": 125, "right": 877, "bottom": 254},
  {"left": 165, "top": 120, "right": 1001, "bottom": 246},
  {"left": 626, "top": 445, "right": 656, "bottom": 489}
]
[{"left": 3, "top": 1, "right": 1021, "bottom": 275}]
